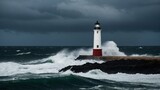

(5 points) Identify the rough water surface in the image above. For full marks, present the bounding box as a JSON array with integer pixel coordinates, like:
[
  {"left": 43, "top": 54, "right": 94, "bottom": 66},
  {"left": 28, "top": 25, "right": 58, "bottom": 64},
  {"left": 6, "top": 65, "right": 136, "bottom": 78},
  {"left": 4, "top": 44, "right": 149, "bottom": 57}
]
[{"left": 0, "top": 41, "right": 160, "bottom": 90}]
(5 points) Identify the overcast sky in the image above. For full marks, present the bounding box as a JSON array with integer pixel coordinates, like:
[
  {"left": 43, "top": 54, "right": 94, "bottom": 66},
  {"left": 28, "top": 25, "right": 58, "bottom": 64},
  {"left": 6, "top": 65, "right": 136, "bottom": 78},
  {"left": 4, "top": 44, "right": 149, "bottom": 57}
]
[{"left": 0, "top": 0, "right": 160, "bottom": 46}]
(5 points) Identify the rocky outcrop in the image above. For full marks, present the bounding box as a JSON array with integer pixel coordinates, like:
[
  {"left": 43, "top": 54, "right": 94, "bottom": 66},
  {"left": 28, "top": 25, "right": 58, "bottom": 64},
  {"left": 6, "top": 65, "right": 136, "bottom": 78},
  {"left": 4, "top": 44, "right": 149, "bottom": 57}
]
[{"left": 60, "top": 56, "right": 160, "bottom": 74}]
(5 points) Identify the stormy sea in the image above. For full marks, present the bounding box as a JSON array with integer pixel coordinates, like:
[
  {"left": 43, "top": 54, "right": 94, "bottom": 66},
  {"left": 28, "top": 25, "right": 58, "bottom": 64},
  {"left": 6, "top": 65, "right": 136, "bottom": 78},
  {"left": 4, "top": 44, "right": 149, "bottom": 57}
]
[{"left": 0, "top": 41, "right": 160, "bottom": 90}]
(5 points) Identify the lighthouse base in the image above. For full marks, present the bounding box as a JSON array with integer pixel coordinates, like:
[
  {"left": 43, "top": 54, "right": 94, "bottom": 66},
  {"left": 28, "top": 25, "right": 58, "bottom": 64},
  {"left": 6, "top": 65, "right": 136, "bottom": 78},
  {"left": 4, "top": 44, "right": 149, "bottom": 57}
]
[{"left": 93, "top": 49, "right": 102, "bottom": 56}]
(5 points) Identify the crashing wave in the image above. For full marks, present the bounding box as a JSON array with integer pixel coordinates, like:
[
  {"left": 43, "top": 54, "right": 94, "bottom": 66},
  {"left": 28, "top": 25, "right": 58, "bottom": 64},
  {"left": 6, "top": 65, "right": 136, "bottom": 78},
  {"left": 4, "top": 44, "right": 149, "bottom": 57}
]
[
  {"left": 16, "top": 52, "right": 31, "bottom": 55},
  {"left": 0, "top": 41, "right": 160, "bottom": 84}
]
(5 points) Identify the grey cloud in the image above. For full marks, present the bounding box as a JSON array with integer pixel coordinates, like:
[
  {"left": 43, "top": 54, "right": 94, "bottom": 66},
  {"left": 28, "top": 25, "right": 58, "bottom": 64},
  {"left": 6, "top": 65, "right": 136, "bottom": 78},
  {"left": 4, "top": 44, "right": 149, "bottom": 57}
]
[
  {"left": 0, "top": 0, "right": 160, "bottom": 32},
  {"left": 0, "top": 0, "right": 83, "bottom": 20},
  {"left": 90, "top": 0, "right": 160, "bottom": 9}
]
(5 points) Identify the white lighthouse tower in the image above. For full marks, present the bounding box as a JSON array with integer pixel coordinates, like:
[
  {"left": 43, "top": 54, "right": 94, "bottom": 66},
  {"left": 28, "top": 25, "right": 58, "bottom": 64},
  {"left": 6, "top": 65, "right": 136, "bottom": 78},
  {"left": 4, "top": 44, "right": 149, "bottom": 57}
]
[{"left": 93, "top": 21, "right": 102, "bottom": 56}]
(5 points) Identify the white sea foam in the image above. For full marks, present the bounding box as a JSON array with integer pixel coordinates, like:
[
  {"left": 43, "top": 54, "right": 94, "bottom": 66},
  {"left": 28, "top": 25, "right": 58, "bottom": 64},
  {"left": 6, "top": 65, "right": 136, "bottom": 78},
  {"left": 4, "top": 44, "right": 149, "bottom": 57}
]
[
  {"left": 16, "top": 52, "right": 31, "bottom": 55},
  {"left": 63, "top": 69, "right": 160, "bottom": 84},
  {"left": 139, "top": 47, "right": 143, "bottom": 49},
  {"left": 0, "top": 41, "right": 159, "bottom": 84},
  {"left": 102, "top": 41, "right": 126, "bottom": 56},
  {"left": 0, "top": 62, "right": 58, "bottom": 76},
  {"left": 131, "top": 54, "right": 149, "bottom": 56},
  {"left": 0, "top": 41, "right": 124, "bottom": 76},
  {"left": 16, "top": 50, "right": 21, "bottom": 52}
]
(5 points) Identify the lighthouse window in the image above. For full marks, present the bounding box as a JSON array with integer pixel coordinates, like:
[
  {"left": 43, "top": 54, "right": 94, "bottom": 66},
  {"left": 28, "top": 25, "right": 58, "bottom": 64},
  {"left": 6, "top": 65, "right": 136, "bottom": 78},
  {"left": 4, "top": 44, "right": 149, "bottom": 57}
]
[
  {"left": 97, "top": 31, "right": 98, "bottom": 33},
  {"left": 97, "top": 45, "right": 99, "bottom": 48}
]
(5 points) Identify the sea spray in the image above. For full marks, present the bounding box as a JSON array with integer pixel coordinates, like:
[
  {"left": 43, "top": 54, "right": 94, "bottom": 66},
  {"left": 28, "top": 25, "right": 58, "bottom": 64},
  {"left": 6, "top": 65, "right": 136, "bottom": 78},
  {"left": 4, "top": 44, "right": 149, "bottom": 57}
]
[
  {"left": 0, "top": 41, "right": 124, "bottom": 76},
  {"left": 102, "top": 41, "right": 126, "bottom": 56},
  {"left": 0, "top": 41, "right": 160, "bottom": 90}
]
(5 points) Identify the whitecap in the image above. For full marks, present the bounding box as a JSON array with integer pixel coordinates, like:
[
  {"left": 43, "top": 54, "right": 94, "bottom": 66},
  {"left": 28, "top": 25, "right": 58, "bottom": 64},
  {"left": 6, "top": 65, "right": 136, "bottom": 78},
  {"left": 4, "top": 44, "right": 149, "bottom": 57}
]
[{"left": 16, "top": 52, "right": 31, "bottom": 55}]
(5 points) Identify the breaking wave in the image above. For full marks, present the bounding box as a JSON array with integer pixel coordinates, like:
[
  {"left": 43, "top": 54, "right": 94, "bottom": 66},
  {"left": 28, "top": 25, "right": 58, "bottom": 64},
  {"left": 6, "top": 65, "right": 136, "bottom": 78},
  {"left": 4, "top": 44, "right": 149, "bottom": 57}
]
[
  {"left": 63, "top": 69, "right": 160, "bottom": 84},
  {"left": 16, "top": 52, "right": 31, "bottom": 55},
  {"left": 0, "top": 41, "right": 124, "bottom": 76},
  {"left": 0, "top": 41, "right": 160, "bottom": 87},
  {"left": 1, "top": 74, "right": 160, "bottom": 90}
]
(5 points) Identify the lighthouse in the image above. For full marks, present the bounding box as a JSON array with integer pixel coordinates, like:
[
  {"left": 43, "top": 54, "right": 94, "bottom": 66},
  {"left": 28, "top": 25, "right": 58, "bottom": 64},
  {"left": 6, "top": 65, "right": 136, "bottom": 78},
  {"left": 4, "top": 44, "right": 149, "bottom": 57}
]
[{"left": 93, "top": 21, "right": 102, "bottom": 56}]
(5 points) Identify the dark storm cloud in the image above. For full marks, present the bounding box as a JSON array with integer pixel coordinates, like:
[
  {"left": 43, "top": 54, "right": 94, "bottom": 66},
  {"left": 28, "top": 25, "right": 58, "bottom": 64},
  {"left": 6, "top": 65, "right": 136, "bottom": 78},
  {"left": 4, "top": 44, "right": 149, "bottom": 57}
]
[{"left": 0, "top": 0, "right": 160, "bottom": 32}]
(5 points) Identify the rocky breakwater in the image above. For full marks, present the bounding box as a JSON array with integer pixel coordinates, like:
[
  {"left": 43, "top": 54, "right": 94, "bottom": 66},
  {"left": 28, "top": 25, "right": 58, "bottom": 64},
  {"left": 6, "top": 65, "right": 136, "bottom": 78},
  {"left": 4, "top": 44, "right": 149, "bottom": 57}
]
[{"left": 59, "top": 55, "right": 160, "bottom": 74}]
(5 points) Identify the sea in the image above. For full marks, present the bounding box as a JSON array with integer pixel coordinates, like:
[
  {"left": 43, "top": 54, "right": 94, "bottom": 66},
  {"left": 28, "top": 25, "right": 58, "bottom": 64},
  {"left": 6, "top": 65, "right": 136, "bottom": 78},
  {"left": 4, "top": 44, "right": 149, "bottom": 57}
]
[{"left": 0, "top": 41, "right": 160, "bottom": 90}]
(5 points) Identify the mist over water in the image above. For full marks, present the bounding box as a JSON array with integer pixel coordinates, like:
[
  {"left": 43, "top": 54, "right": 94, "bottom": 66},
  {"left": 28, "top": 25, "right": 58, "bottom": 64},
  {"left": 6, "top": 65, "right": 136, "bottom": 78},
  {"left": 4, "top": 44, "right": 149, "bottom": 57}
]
[{"left": 0, "top": 41, "right": 160, "bottom": 90}]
